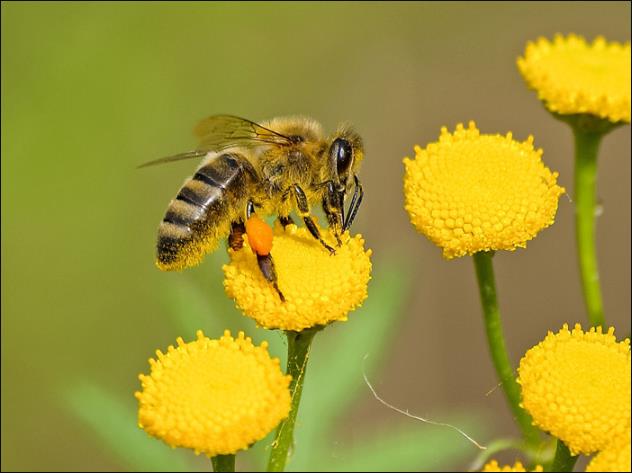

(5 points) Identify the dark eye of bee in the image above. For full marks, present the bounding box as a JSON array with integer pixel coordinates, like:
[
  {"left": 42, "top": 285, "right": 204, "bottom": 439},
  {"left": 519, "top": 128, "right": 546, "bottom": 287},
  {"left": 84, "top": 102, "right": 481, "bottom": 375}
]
[
  {"left": 332, "top": 138, "right": 353, "bottom": 176},
  {"left": 224, "top": 154, "right": 239, "bottom": 169}
]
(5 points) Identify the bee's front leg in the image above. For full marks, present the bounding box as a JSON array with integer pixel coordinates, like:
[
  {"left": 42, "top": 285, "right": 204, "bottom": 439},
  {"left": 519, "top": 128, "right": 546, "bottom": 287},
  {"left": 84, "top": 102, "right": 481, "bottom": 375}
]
[
  {"left": 342, "top": 175, "right": 363, "bottom": 232},
  {"left": 291, "top": 184, "right": 336, "bottom": 255},
  {"left": 321, "top": 181, "right": 343, "bottom": 246}
]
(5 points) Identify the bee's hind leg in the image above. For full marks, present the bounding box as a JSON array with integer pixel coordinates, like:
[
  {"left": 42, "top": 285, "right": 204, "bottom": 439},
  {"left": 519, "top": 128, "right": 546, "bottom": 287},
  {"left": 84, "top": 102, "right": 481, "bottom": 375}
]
[
  {"left": 228, "top": 220, "right": 246, "bottom": 251},
  {"left": 291, "top": 184, "right": 336, "bottom": 255},
  {"left": 256, "top": 253, "right": 285, "bottom": 302},
  {"left": 244, "top": 200, "right": 285, "bottom": 302}
]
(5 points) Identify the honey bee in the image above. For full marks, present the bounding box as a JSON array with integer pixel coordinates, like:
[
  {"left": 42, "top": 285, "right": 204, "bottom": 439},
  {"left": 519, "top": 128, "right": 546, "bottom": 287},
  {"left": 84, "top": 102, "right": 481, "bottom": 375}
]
[{"left": 141, "top": 115, "right": 364, "bottom": 300}]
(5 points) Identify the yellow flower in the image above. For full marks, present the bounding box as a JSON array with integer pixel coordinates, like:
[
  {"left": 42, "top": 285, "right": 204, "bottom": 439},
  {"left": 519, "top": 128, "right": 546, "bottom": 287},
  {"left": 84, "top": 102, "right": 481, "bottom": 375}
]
[
  {"left": 403, "top": 122, "right": 564, "bottom": 259},
  {"left": 586, "top": 428, "right": 631, "bottom": 472},
  {"left": 482, "top": 460, "right": 543, "bottom": 472},
  {"left": 135, "top": 330, "right": 291, "bottom": 457},
  {"left": 224, "top": 223, "right": 371, "bottom": 331},
  {"left": 517, "top": 34, "right": 631, "bottom": 123},
  {"left": 517, "top": 324, "right": 631, "bottom": 455}
]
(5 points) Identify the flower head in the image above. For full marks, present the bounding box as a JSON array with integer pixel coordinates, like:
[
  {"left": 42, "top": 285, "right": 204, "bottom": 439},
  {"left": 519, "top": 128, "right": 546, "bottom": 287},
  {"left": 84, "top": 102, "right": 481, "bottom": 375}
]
[
  {"left": 403, "top": 122, "right": 564, "bottom": 259},
  {"left": 517, "top": 34, "right": 631, "bottom": 123},
  {"left": 517, "top": 324, "right": 631, "bottom": 455},
  {"left": 482, "top": 460, "right": 543, "bottom": 472},
  {"left": 224, "top": 224, "right": 371, "bottom": 331},
  {"left": 586, "top": 428, "right": 631, "bottom": 472},
  {"left": 135, "top": 330, "right": 291, "bottom": 457}
]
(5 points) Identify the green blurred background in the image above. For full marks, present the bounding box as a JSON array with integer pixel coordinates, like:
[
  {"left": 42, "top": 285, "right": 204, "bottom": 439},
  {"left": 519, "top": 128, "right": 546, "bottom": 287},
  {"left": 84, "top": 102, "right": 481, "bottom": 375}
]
[{"left": 2, "top": 2, "right": 630, "bottom": 471}]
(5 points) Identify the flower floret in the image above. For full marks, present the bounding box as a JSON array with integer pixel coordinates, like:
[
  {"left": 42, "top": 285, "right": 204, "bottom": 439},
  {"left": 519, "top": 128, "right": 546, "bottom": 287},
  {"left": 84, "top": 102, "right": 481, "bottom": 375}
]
[
  {"left": 136, "top": 330, "right": 291, "bottom": 456},
  {"left": 517, "top": 34, "right": 631, "bottom": 123},
  {"left": 224, "top": 223, "right": 372, "bottom": 331},
  {"left": 518, "top": 323, "right": 631, "bottom": 455},
  {"left": 403, "top": 121, "right": 564, "bottom": 258}
]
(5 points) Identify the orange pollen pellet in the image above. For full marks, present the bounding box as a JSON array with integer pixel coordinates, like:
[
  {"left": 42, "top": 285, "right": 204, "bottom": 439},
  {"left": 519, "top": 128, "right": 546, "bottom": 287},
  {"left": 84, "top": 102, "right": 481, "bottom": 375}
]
[{"left": 245, "top": 215, "right": 273, "bottom": 256}]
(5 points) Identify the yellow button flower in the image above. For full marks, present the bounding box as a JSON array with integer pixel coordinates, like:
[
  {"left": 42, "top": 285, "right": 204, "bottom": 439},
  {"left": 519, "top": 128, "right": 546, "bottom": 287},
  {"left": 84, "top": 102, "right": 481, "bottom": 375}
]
[
  {"left": 482, "top": 460, "right": 543, "bottom": 472},
  {"left": 135, "top": 330, "right": 291, "bottom": 457},
  {"left": 517, "top": 324, "right": 631, "bottom": 455},
  {"left": 224, "top": 224, "right": 372, "bottom": 331},
  {"left": 517, "top": 34, "right": 631, "bottom": 123},
  {"left": 403, "top": 122, "right": 564, "bottom": 259},
  {"left": 586, "top": 428, "right": 631, "bottom": 472}
]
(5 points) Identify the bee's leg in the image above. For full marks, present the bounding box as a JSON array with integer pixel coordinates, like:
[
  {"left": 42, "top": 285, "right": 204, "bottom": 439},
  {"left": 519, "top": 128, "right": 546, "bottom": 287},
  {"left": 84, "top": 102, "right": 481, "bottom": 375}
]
[
  {"left": 278, "top": 215, "right": 295, "bottom": 229},
  {"left": 256, "top": 253, "right": 285, "bottom": 302},
  {"left": 342, "top": 175, "right": 363, "bottom": 232},
  {"left": 291, "top": 184, "right": 336, "bottom": 255},
  {"left": 228, "top": 220, "right": 246, "bottom": 251},
  {"left": 244, "top": 200, "right": 285, "bottom": 302},
  {"left": 321, "top": 181, "right": 343, "bottom": 246},
  {"left": 246, "top": 200, "right": 256, "bottom": 219},
  {"left": 278, "top": 190, "right": 294, "bottom": 229}
]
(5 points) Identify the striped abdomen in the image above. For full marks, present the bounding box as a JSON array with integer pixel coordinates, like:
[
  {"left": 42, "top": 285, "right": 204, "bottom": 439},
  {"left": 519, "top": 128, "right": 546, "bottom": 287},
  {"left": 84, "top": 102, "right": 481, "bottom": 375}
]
[{"left": 157, "top": 152, "right": 256, "bottom": 270}]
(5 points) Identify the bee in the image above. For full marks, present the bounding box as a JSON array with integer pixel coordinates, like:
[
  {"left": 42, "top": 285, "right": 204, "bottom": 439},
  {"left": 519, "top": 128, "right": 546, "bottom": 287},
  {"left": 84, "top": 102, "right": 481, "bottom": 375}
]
[{"left": 141, "top": 115, "right": 364, "bottom": 300}]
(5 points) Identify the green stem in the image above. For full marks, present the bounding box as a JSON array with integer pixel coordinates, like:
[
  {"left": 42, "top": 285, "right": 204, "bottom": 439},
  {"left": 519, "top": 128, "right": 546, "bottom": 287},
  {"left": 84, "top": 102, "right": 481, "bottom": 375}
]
[
  {"left": 472, "top": 252, "right": 540, "bottom": 445},
  {"left": 573, "top": 127, "right": 605, "bottom": 327},
  {"left": 549, "top": 440, "right": 577, "bottom": 472},
  {"left": 211, "top": 454, "right": 235, "bottom": 472},
  {"left": 267, "top": 328, "right": 318, "bottom": 472}
]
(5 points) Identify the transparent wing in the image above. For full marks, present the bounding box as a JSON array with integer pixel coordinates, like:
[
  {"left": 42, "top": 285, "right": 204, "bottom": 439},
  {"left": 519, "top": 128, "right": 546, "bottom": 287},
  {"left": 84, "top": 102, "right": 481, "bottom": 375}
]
[
  {"left": 136, "top": 150, "right": 209, "bottom": 168},
  {"left": 194, "top": 115, "right": 293, "bottom": 149},
  {"left": 138, "top": 115, "right": 292, "bottom": 168}
]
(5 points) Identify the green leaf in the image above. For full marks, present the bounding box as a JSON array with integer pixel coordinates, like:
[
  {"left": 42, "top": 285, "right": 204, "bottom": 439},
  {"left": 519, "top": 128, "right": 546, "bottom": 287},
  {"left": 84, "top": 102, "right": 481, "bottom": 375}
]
[{"left": 62, "top": 381, "right": 193, "bottom": 472}]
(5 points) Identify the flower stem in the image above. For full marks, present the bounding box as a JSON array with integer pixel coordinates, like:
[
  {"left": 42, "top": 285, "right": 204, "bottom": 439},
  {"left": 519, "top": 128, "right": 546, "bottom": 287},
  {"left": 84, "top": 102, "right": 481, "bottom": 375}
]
[
  {"left": 549, "top": 440, "right": 577, "bottom": 472},
  {"left": 472, "top": 251, "right": 540, "bottom": 445},
  {"left": 267, "top": 328, "right": 318, "bottom": 472},
  {"left": 573, "top": 127, "right": 606, "bottom": 327},
  {"left": 211, "top": 454, "right": 235, "bottom": 472}
]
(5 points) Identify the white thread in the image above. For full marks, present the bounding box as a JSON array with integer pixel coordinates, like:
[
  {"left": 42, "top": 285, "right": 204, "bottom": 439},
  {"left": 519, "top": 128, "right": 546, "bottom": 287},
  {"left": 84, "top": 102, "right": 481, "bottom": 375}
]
[
  {"left": 362, "top": 354, "right": 487, "bottom": 450},
  {"left": 485, "top": 382, "right": 502, "bottom": 397}
]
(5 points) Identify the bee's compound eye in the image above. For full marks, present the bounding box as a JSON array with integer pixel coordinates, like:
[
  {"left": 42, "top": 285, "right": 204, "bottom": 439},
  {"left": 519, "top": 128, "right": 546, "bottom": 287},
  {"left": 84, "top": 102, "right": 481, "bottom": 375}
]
[
  {"left": 332, "top": 138, "right": 353, "bottom": 175},
  {"left": 224, "top": 154, "right": 240, "bottom": 169}
]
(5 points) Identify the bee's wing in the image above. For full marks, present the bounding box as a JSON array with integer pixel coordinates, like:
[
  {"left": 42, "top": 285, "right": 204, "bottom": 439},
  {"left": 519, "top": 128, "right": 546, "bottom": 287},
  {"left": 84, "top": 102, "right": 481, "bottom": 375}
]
[
  {"left": 138, "top": 115, "right": 292, "bottom": 169},
  {"left": 194, "top": 115, "right": 293, "bottom": 149},
  {"left": 136, "top": 150, "right": 210, "bottom": 168}
]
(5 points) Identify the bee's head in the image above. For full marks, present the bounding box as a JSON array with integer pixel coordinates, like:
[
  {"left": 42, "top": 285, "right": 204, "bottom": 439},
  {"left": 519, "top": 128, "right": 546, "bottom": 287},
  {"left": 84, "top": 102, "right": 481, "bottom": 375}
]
[{"left": 329, "top": 126, "right": 363, "bottom": 192}]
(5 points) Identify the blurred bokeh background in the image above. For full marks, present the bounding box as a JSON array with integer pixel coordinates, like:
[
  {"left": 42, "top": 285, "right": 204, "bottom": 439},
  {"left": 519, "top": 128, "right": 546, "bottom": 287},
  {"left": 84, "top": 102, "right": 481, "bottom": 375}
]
[{"left": 2, "top": 2, "right": 630, "bottom": 471}]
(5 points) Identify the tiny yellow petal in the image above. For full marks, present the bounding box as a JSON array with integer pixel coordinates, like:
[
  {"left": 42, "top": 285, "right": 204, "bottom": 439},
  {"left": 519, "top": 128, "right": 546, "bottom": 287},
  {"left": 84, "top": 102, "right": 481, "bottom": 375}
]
[
  {"left": 517, "top": 34, "right": 631, "bottom": 123},
  {"left": 403, "top": 122, "right": 564, "bottom": 258},
  {"left": 586, "top": 428, "right": 631, "bottom": 472},
  {"left": 135, "top": 331, "right": 291, "bottom": 457},
  {"left": 224, "top": 224, "right": 371, "bottom": 331},
  {"left": 518, "top": 324, "right": 631, "bottom": 455},
  {"left": 482, "top": 460, "right": 543, "bottom": 472}
]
